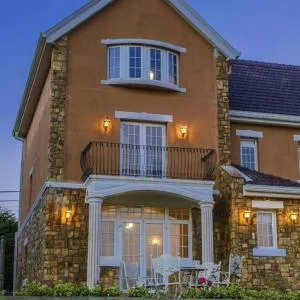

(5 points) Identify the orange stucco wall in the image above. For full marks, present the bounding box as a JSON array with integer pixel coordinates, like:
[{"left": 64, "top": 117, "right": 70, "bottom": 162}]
[
  {"left": 64, "top": 0, "right": 219, "bottom": 181},
  {"left": 20, "top": 70, "right": 51, "bottom": 223},
  {"left": 231, "top": 122, "right": 300, "bottom": 180}
]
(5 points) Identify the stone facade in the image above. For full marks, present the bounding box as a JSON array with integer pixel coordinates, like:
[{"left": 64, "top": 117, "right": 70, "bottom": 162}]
[
  {"left": 48, "top": 37, "right": 68, "bottom": 181},
  {"left": 216, "top": 167, "right": 300, "bottom": 290},
  {"left": 100, "top": 268, "right": 120, "bottom": 289},
  {"left": 16, "top": 187, "right": 87, "bottom": 289},
  {"left": 216, "top": 54, "right": 231, "bottom": 166}
]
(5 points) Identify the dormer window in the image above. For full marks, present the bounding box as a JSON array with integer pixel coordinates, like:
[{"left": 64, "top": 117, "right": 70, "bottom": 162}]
[{"left": 102, "top": 39, "right": 186, "bottom": 93}]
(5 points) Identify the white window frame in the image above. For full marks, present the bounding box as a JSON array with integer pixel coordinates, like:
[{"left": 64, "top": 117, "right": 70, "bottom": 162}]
[
  {"left": 149, "top": 48, "right": 162, "bottom": 81},
  {"left": 240, "top": 139, "right": 258, "bottom": 171},
  {"left": 120, "top": 122, "right": 167, "bottom": 177},
  {"left": 256, "top": 211, "right": 278, "bottom": 249},
  {"left": 104, "top": 44, "right": 186, "bottom": 92}
]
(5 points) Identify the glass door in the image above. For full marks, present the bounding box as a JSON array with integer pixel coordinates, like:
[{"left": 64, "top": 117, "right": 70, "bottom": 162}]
[{"left": 121, "top": 222, "right": 141, "bottom": 289}]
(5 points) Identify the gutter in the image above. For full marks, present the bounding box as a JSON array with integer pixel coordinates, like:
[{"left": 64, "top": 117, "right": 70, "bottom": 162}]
[
  {"left": 244, "top": 184, "right": 300, "bottom": 199},
  {"left": 13, "top": 34, "right": 47, "bottom": 139}
]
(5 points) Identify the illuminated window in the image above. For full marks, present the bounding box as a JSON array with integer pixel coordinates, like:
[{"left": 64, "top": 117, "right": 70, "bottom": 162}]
[
  {"left": 240, "top": 139, "right": 258, "bottom": 170},
  {"left": 257, "top": 212, "right": 277, "bottom": 248}
]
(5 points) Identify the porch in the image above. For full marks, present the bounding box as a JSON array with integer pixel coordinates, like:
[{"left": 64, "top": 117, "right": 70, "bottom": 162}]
[{"left": 84, "top": 176, "right": 215, "bottom": 289}]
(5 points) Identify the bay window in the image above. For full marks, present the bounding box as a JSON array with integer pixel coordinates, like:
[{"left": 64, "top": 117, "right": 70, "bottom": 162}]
[{"left": 102, "top": 39, "right": 186, "bottom": 92}]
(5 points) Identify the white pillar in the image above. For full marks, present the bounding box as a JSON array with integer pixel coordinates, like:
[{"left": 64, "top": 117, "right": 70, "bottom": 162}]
[
  {"left": 87, "top": 197, "right": 103, "bottom": 289},
  {"left": 200, "top": 202, "right": 214, "bottom": 264}
]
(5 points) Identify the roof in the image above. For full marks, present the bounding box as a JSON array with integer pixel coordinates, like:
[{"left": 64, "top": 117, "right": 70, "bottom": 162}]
[
  {"left": 13, "top": 0, "right": 240, "bottom": 139},
  {"left": 233, "top": 164, "right": 300, "bottom": 188},
  {"left": 229, "top": 59, "right": 300, "bottom": 117}
]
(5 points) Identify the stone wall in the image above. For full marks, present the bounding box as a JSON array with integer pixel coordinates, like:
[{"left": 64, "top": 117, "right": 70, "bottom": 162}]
[
  {"left": 216, "top": 167, "right": 300, "bottom": 290},
  {"left": 48, "top": 37, "right": 68, "bottom": 181},
  {"left": 16, "top": 187, "right": 87, "bottom": 289},
  {"left": 216, "top": 54, "right": 231, "bottom": 165}
]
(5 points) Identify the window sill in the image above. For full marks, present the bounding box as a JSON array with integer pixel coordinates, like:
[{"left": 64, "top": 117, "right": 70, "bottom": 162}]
[
  {"left": 253, "top": 248, "right": 286, "bottom": 257},
  {"left": 100, "top": 256, "right": 120, "bottom": 267},
  {"left": 101, "top": 79, "right": 186, "bottom": 93}
]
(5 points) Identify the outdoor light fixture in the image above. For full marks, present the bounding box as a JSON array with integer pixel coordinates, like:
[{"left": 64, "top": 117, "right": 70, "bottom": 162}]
[
  {"left": 152, "top": 238, "right": 160, "bottom": 246},
  {"left": 149, "top": 70, "right": 155, "bottom": 80},
  {"left": 180, "top": 125, "right": 188, "bottom": 138},
  {"left": 103, "top": 118, "right": 111, "bottom": 132},
  {"left": 243, "top": 210, "right": 251, "bottom": 223},
  {"left": 65, "top": 210, "right": 72, "bottom": 222},
  {"left": 290, "top": 212, "right": 298, "bottom": 223}
]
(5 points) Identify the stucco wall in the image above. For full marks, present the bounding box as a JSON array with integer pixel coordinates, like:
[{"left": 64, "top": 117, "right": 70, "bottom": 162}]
[
  {"left": 231, "top": 122, "right": 300, "bottom": 180},
  {"left": 64, "top": 0, "right": 219, "bottom": 181},
  {"left": 21, "top": 70, "right": 51, "bottom": 223}
]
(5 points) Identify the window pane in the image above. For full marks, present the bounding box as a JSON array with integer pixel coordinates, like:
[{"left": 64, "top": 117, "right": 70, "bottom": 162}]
[
  {"left": 129, "top": 47, "right": 142, "bottom": 78},
  {"left": 257, "top": 212, "right": 275, "bottom": 248},
  {"left": 168, "top": 52, "right": 178, "bottom": 85},
  {"left": 101, "top": 221, "right": 114, "bottom": 256},
  {"left": 120, "top": 207, "right": 142, "bottom": 218},
  {"left": 144, "top": 207, "right": 165, "bottom": 219},
  {"left": 102, "top": 205, "right": 117, "bottom": 218},
  {"left": 241, "top": 140, "right": 257, "bottom": 170},
  {"left": 170, "top": 224, "right": 189, "bottom": 258},
  {"left": 109, "top": 47, "right": 120, "bottom": 79},
  {"left": 169, "top": 208, "right": 189, "bottom": 220},
  {"left": 150, "top": 49, "right": 161, "bottom": 81}
]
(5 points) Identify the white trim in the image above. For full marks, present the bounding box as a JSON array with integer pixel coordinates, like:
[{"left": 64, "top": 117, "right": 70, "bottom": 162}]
[
  {"left": 256, "top": 211, "right": 277, "bottom": 248},
  {"left": 236, "top": 130, "right": 263, "bottom": 139},
  {"left": 253, "top": 248, "right": 286, "bottom": 257},
  {"left": 17, "top": 181, "right": 85, "bottom": 236},
  {"left": 230, "top": 110, "right": 300, "bottom": 128},
  {"left": 244, "top": 184, "right": 300, "bottom": 199},
  {"left": 294, "top": 135, "right": 300, "bottom": 142},
  {"left": 221, "top": 165, "right": 253, "bottom": 182},
  {"left": 45, "top": 0, "right": 239, "bottom": 58},
  {"left": 85, "top": 175, "right": 215, "bottom": 203},
  {"left": 102, "top": 39, "right": 186, "bottom": 54},
  {"left": 252, "top": 200, "right": 284, "bottom": 209},
  {"left": 101, "top": 79, "right": 186, "bottom": 93},
  {"left": 115, "top": 111, "right": 173, "bottom": 123}
]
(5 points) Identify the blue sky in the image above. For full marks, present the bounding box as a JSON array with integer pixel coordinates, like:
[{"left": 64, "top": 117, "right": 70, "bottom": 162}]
[{"left": 1, "top": 0, "right": 300, "bottom": 216}]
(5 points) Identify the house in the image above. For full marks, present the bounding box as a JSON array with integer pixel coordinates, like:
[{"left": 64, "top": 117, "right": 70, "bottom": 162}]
[{"left": 13, "top": 0, "right": 300, "bottom": 291}]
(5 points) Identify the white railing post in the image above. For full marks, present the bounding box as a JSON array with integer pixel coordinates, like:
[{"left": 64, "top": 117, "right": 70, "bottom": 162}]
[
  {"left": 87, "top": 197, "right": 103, "bottom": 289},
  {"left": 200, "top": 202, "right": 214, "bottom": 263}
]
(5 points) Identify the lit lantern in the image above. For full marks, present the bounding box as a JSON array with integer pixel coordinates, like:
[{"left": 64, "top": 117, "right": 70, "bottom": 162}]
[
  {"left": 290, "top": 212, "right": 298, "bottom": 223},
  {"left": 65, "top": 210, "right": 72, "bottom": 223},
  {"left": 103, "top": 118, "right": 111, "bottom": 132},
  {"left": 180, "top": 125, "right": 188, "bottom": 138},
  {"left": 243, "top": 210, "right": 251, "bottom": 223}
]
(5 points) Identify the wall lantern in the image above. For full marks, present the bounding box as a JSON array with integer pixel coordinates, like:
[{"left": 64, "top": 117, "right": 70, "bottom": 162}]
[
  {"left": 152, "top": 238, "right": 160, "bottom": 246},
  {"left": 243, "top": 210, "right": 251, "bottom": 223},
  {"left": 290, "top": 212, "right": 298, "bottom": 223},
  {"left": 180, "top": 125, "right": 188, "bottom": 138},
  {"left": 65, "top": 210, "right": 72, "bottom": 222},
  {"left": 103, "top": 118, "right": 111, "bottom": 132}
]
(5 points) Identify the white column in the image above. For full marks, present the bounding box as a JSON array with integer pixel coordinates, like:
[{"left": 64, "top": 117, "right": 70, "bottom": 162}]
[
  {"left": 200, "top": 202, "right": 214, "bottom": 264},
  {"left": 87, "top": 197, "right": 103, "bottom": 289}
]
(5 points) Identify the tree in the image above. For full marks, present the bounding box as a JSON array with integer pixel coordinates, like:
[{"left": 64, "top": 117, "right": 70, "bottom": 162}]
[{"left": 0, "top": 209, "right": 18, "bottom": 293}]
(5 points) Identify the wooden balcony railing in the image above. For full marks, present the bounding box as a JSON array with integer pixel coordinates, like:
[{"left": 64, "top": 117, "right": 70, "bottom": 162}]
[{"left": 80, "top": 141, "right": 216, "bottom": 181}]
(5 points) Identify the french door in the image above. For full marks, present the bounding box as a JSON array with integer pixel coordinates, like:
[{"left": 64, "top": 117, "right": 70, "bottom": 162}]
[{"left": 121, "top": 122, "right": 166, "bottom": 177}]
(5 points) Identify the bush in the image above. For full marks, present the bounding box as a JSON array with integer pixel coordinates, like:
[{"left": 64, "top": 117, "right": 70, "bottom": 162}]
[
  {"left": 103, "top": 286, "right": 121, "bottom": 297},
  {"left": 128, "top": 285, "right": 151, "bottom": 297},
  {"left": 53, "top": 282, "right": 76, "bottom": 297},
  {"left": 75, "top": 285, "right": 90, "bottom": 296},
  {"left": 90, "top": 285, "right": 103, "bottom": 296},
  {"left": 0, "top": 290, "right": 6, "bottom": 296},
  {"left": 16, "top": 281, "right": 53, "bottom": 296}
]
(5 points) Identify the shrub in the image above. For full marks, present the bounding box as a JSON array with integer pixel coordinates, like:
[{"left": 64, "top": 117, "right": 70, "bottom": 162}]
[
  {"left": 75, "top": 285, "right": 90, "bottom": 296},
  {"left": 128, "top": 285, "right": 151, "bottom": 297},
  {"left": 103, "top": 286, "right": 121, "bottom": 297},
  {"left": 90, "top": 285, "right": 103, "bottom": 296},
  {"left": 0, "top": 290, "right": 6, "bottom": 296},
  {"left": 16, "top": 281, "right": 53, "bottom": 296},
  {"left": 53, "top": 282, "right": 76, "bottom": 297}
]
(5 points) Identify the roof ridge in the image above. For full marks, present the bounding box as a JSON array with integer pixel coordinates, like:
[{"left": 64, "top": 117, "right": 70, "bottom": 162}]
[{"left": 231, "top": 59, "right": 300, "bottom": 70}]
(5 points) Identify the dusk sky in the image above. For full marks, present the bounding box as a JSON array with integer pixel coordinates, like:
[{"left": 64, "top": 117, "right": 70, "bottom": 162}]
[{"left": 1, "top": 0, "right": 300, "bottom": 217}]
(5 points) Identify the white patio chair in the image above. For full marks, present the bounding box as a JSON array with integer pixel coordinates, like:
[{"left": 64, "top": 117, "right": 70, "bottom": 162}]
[
  {"left": 152, "top": 254, "right": 181, "bottom": 296},
  {"left": 122, "top": 261, "right": 145, "bottom": 290},
  {"left": 192, "top": 262, "right": 221, "bottom": 288},
  {"left": 219, "top": 254, "right": 244, "bottom": 287}
]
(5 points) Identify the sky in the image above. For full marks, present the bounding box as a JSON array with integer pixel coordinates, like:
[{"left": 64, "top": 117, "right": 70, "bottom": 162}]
[{"left": 1, "top": 0, "right": 300, "bottom": 217}]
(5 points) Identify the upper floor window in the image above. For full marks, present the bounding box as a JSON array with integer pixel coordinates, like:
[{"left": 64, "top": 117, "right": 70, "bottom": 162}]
[
  {"left": 240, "top": 139, "right": 258, "bottom": 171},
  {"left": 102, "top": 39, "right": 186, "bottom": 92}
]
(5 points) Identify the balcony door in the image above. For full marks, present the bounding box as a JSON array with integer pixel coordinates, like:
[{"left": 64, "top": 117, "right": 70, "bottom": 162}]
[{"left": 121, "top": 122, "right": 166, "bottom": 177}]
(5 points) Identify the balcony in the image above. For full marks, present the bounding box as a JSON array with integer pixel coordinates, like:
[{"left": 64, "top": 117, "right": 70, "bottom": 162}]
[{"left": 80, "top": 141, "right": 216, "bottom": 182}]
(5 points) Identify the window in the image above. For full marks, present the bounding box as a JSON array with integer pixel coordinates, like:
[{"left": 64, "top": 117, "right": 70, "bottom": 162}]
[
  {"left": 150, "top": 49, "right": 161, "bottom": 80},
  {"left": 129, "top": 47, "right": 142, "bottom": 78},
  {"left": 168, "top": 52, "right": 178, "bottom": 85},
  {"left": 104, "top": 43, "right": 185, "bottom": 92},
  {"left": 108, "top": 47, "right": 120, "bottom": 79},
  {"left": 101, "top": 221, "right": 115, "bottom": 256},
  {"left": 256, "top": 212, "right": 277, "bottom": 248},
  {"left": 240, "top": 140, "right": 258, "bottom": 170},
  {"left": 170, "top": 224, "right": 189, "bottom": 258},
  {"left": 298, "top": 144, "right": 300, "bottom": 175}
]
